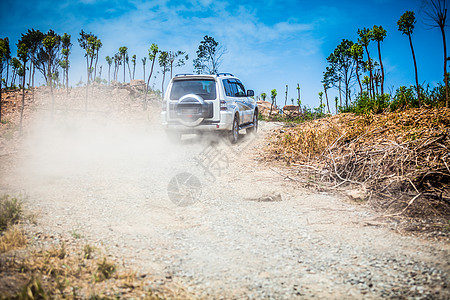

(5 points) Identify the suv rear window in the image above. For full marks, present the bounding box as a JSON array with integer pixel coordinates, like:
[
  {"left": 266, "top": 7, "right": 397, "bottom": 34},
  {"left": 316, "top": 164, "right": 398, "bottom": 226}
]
[{"left": 169, "top": 79, "right": 216, "bottom": 100}]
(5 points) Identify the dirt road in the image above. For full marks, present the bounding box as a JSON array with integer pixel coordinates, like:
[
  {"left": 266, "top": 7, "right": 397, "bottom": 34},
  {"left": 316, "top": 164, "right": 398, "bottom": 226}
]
[{"left": 0, "top": 96, "right": 449, "bottom": 299}]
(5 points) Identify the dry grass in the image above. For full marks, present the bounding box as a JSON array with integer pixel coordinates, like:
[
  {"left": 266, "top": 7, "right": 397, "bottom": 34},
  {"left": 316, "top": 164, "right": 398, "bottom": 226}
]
[
  {"left": 0, "top": 226, "right": 27, "bottom": 253},
  {"left": 0, "top": 241, "right": 195, "bottom": 299},
  {"left": 0, "top": 194, "right": 194, "bottom": 299},
  {"left": 0, "top": 195, "right": 27, "bottom": 254},
  {"left": 265, "top": 108, "right": 450, "bottom": 223}
]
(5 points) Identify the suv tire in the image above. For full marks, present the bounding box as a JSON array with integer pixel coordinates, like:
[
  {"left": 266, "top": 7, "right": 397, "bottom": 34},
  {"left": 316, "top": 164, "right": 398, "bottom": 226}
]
[
  {"left": 229, "top": 115, "right": 239, "bottom": 144},
  {"left": 246, "top": 111, "right": 258, "bottom": 134}
]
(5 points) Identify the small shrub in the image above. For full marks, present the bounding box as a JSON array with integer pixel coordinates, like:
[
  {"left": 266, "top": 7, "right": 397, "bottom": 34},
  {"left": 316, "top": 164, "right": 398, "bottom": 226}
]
[
  {"left": 390, "top": 85, "right": 418, "bottom": 110},
  {"left": 83, "top": 244, "right": 96, "bottom": 259},
  {"left": 70, "top": 228, "right": 82, "bottom": 239},
  {"left": 96, "top": 258, "right": 116, "bottom": 281},
  {"left": 342, "top": 92, "right": 390, "bottom": 115},
  {"left": 0, "top": 195, "right": 23, "bottom": 233}
]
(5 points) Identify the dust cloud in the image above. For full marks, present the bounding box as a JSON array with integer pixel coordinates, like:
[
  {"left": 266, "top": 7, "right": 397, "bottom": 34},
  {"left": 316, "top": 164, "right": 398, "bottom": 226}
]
[{"left": 17, "top": 89, "right": 207, "bottom": 209}]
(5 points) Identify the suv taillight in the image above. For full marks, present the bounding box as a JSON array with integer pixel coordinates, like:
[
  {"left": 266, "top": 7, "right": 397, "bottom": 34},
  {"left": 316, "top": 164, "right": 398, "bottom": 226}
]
[{"left": 220, "top": 100, "right": 227, "bottom": 111}]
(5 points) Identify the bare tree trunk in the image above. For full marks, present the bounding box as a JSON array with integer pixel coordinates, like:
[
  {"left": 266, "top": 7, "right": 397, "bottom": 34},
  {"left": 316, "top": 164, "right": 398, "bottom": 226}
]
[
  {"left": 338, "top": 78, "right": 342, "bottom": 108},
  {"left": 345, "top": 72, "right": 350, "bottom": 107},
  {"left": 377, "top": 40, "right": 385, "bottom": 95},
  {"left": 356, "top": 61, "right": 363, "bottom": 95},
  {"left": 85, "top": 55, "right": 89, "bottom": 111},
  {"left": 127, "top": 60, "right": 132, "bottom": 81},
  {"left": 20, "top": 62, "right": 26, "bottom": 134},
  {"left": 32, "top": 58, "right": 36, "bottom": 102},
  {"left": 284, "top": 85, "right": 288, "bottom": 107},
  {"left": 143, "top": 64, "right": 146, "bottom": 82},
  {"left": 123, "top": 55, "right": 126, "bottom": 83},
  {"left": 324, "top": 86, "right": 331, "bottom": 114},
  {"left": 5, "top": 59, "right": 9, "bottom": 88},
  {"left": 441, "top": 26, "right": 448, "bottom": 107},
  {"left": 335, "top": 97, "right": 338, "bottom": 114},
  {"left": 161, "top": 70, "right": 166, "bottom": 97},
  {"left": 364, "top": 46, "right": 375, "bottom": 99},
  {"left": 48, "top": 54, "right": 55, "bottom": 114},
  {"left": 12, "top": 70, "right": 16, "bottom": 87},
  {"left": 408, "top": 34, "right": 421, "bottom": 107},
  {"left": 66, "top": 56, "right": 69, "bottom": 94},
  {"left": 144, "top": 57, "right": 157, "bottom": 110},
  {"left": 269, "top": 98, "right": 274, "bottom": 116},
  {"left": 94, "top": 50, "right": 99, "bottom": 83},
  {"left": 28, "top": 60, "right": 32, "bottom": 89}
]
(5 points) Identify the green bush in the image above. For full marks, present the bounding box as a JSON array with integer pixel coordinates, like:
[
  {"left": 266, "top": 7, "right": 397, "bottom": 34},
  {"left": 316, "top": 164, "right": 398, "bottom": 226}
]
[
  {"left": 340, "top": 92, "right": 389, "bottom": 115},
  {"left": 341, "top": 83, "right": 445, "bottom": 115},
  {"left": 424, "top": 83, "right": 445, "bottom": 107},
  {"left": 390, "top": 86, "right": 418, "bottom": 110}
]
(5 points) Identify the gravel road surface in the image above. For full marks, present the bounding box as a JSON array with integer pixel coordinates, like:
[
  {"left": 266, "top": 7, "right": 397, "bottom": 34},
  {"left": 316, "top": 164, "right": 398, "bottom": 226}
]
[{"left": 0, "top": 105, "right": 448, "bottom": 299}]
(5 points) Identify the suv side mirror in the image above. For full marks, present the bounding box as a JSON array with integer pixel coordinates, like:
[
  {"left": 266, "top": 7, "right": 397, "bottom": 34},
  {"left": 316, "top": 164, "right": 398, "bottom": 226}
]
[{"left": 247, "top": 90, "right": 254, "bottom": 97}]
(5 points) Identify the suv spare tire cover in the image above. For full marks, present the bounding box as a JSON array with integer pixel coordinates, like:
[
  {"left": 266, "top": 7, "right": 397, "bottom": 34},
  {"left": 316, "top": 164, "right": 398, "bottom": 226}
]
[{"left": 177, "top": 94, "right": 205, "bottom": 127}]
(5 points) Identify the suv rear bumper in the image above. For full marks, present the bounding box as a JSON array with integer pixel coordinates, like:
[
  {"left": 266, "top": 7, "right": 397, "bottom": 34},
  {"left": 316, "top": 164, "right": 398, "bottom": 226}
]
[{"left": 161, "top": 111, "right": 234, "bottom": 132}]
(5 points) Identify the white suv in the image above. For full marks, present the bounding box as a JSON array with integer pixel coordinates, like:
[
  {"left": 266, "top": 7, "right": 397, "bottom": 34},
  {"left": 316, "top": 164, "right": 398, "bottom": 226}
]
[{"left": 161, "top": 73, "right": 258, "bottom": 143}]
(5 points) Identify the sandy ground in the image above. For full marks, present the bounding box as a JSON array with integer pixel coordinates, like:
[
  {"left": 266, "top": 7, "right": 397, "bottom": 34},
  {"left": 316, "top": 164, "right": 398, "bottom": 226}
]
[{"left": 0, "top": 91, "right": 449, "bottom": 298}]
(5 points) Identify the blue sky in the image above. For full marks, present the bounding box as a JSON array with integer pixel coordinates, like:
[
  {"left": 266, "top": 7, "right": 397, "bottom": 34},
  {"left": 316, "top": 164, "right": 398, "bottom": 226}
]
[{"left": 0, "top": 0, "right": 447, "bottom": 110}]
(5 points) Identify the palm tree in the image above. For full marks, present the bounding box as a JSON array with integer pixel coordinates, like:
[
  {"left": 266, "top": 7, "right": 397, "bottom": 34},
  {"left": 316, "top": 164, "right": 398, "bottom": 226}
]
[
  {"left": 168, "top": 50, "right": 188, "bottom": 79},
  {"left": 422, "top": 0, "right": 448, "bottom": 107},
  {"left": 358, "top": 28, "right": 374, "bottom": 99},
  {"left": 260, "top": 92, "right": 267, "bottom": 101},
  {"left": 371, "top": 25, "right": 387, "bottom": 95},
  {"left": 398, "top": 11, "right": 421, "bottom": 107},
  {"left": 350, "top": 43, "right": 364, "bottom": 95},
  {"left": 42, "top": 30, "right": 61, "bottom": 113},
  {"left": 17, "top": 36, "right": 30, "bottom": 132},
  {"left": 142, "top": 57, "right": 147, "bottom": 81},
  {"left": 61, "top": 33, "right": 71, "bottom": 93},
  {"left": 105, "top": 56, "right": 112, "bottom": 85},
  {"left": 0, "top": 38, "right": 11, "bottom": 122},
  {"left": 131, "top": 54, "right": 136, "bottom": 80},
  {"left": 323, "top": 83, "right": 331, "bottom": 114},
  {"left": 159, "top": 51, "right": 169, "bottom": 96},
  {"left": 144, "top": 44, "right": 159, "bottom": 109},
  {"left": 118, "top": 46, "right": 128, "bottom": 83},
  {"left": 113, "top": 53, "right": 121, "bottom": 81},
  {"left": 23, "top": 29, "right": 44, "bottom": 101},
  {"left": 270, "top": 89, "right": 277, "bottom": 116}
]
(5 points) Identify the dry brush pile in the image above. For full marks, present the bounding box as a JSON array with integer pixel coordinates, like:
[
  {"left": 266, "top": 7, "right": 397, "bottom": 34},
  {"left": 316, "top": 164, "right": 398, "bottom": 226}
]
[{"left": 265, "top": 108, "right": 450, "bottom": 223}]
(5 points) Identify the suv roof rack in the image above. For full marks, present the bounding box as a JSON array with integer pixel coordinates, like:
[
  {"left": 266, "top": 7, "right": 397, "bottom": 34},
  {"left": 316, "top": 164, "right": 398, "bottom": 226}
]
[
  {"left": 217, "top": 72, "right": 234, "bottom": 77},
  {"left": 175, "top": 73, "right": 193, "bottom": 77}
]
